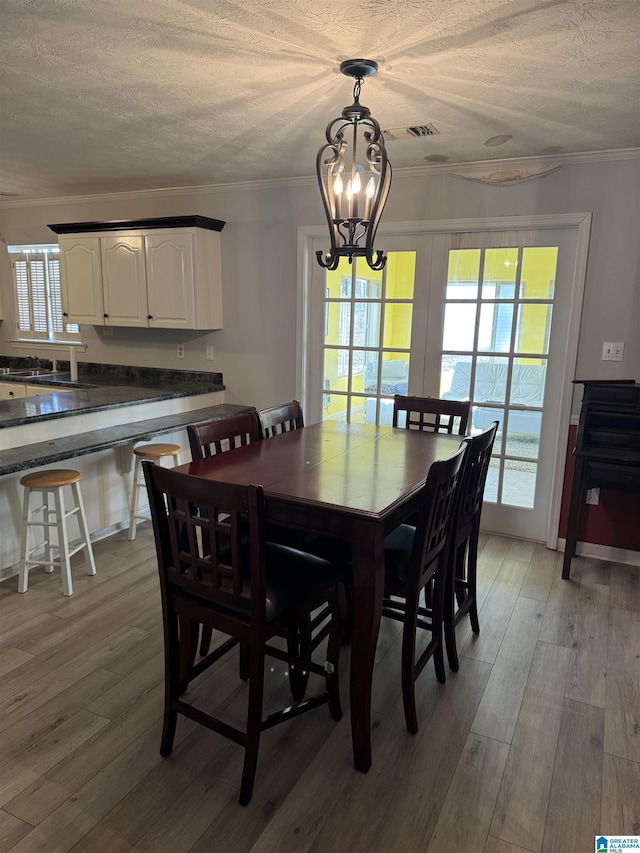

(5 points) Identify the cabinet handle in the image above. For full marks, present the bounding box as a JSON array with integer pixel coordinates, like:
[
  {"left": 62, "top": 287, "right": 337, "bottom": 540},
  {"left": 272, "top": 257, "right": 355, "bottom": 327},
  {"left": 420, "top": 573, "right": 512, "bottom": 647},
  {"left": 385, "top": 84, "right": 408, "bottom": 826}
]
[
  {"left": 62, "top": 312, "right": 68, "bottom": 317},
  {"left": 104, "top": 313, "right": 109, "bottom": 318},
  {"left": 147, "top": 315, "right": 153, "bottom": 320}
]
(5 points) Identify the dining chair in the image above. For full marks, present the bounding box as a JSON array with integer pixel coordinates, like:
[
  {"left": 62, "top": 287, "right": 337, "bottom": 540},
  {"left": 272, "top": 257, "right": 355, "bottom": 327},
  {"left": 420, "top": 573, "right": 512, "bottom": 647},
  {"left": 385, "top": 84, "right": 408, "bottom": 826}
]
[
  {"left": 393, "top": 395, "right": 471, "bottom": 435},
  {"left": 187, "top": 411, "right": 261, "bottom": 460},
  {"left": 258, "top": 400, "right": 304, "bottom": 439},
  {"left": 444, "top": 421, "right": 499, "bottom": 671},
  {"left": 143, "top": 461, "right": 346, "bottom": 806},
  {"left": 382, "top": 444, "right": 467, "bottom": 733},
  {"left": 187, "top": 410, "right": 262, "bottom": 658}
]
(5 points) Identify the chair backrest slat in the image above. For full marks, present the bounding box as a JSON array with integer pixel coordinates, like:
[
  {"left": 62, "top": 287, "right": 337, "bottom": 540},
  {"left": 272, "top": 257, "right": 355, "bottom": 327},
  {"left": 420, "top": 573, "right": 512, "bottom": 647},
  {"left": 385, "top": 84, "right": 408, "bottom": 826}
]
[
  {"left": 456, "top": 421, "right": 499, "bottom": 534},
  {"left": 188, "top": 411, "right": 261, "bottom": 461},
  {"left": 258, "top": 401, "right": 304, "bottom": 439},
  {"left": 393, "top": 395, "right": 470, "bottom": 435},
  {"left": 411, "top": 445, "right": 467, "bottom": 582},
  {"left": 143, "top": 461, "right": 265, "bottom": 617}
]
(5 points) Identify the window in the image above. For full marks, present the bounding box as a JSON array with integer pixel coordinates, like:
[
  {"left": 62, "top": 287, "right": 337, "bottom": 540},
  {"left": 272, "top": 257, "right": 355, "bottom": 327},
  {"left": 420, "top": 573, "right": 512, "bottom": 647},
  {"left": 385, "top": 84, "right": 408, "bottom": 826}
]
[{"left": 8, "top": 245, "right": 79, "bottom": 342}]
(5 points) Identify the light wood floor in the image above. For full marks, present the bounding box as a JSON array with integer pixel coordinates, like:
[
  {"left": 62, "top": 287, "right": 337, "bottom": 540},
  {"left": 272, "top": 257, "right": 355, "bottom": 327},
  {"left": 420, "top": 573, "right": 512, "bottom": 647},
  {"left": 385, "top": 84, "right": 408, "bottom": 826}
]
[{"left": 1, "top": 525, "right": 639, "bottom": 853}]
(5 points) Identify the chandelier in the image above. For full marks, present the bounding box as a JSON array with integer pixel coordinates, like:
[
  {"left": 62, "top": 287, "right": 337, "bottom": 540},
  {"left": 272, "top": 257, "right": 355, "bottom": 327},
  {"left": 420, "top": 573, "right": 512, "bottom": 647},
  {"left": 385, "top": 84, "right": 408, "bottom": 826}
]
[{"left": 316, "top": 59, "right": 392, "bottom": 271}]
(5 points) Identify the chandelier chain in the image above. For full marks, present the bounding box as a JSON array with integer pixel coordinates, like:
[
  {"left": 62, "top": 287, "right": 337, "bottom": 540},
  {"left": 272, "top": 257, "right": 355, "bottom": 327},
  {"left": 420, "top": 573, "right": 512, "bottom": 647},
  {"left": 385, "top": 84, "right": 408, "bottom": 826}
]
[{"left": 353, "top": 77, "right": 363, "bottom": 102}]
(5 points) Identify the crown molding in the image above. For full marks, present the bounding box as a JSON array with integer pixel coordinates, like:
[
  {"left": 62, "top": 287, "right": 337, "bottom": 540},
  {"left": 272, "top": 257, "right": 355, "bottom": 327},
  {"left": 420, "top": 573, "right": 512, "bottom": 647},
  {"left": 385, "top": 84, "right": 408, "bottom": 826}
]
[{"left": 1, "top": 148, "right": 638, "bottom": 209}]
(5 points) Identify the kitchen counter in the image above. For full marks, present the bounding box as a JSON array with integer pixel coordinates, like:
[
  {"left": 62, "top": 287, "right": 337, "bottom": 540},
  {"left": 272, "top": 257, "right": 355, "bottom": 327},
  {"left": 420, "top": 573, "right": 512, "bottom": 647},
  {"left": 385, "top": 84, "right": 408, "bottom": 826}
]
[
  {"left": 0, "top": 403, "right": 254, "bottom": 476},
  {"left": 0, "top": 362, "right": 224, "bottom": 429},
  {"left": 0, "top": 361, "right": 248, "bottom": 578}
]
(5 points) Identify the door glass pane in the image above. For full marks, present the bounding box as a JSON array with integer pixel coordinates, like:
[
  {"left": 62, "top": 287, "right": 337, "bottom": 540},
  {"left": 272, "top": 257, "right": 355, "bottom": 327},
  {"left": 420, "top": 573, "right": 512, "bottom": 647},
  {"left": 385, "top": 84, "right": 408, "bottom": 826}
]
[
  {"left": 443, "top": 303, "right": 476, "bottom": 351},
  {"left": 503, "top": 460, "right": 537, "bottom": 508},
  {"left": 385, "top": 252, "right": 416, "bottom": 299},
  {"left": 474, "top": 357, "right": 509, "bottom": 403},
  {"left": 441, "top": 354, "right": 471, "bottom": 399},
  {"left": 506, "top": 410, "right": 541, "bottom": 453},
  {"left": 323, "top": 253, "right": 415, "bottom": 424},
  {"left": 483, "top": 248, "right": 518, "bottom": 292},
  {"left": 510, "top": 362, "right": 547, "bottom": 407},
  {"left": 520, "top": 247, "right": 557, "bottom": 298},
  {"left": 478, "top": 303, "right": 514, "bottom": 352},
  {"left": 516, "top": 305, "right": 552, "bottom": 354},
  {"left": 349, "top": 350, "right": 366, "bottom": 392},
  {"left": 383, "top": 303, "right": 412, "bottom": 349},
  {"left": 447, "top": 250, "right": 480, "bottom": 298}
]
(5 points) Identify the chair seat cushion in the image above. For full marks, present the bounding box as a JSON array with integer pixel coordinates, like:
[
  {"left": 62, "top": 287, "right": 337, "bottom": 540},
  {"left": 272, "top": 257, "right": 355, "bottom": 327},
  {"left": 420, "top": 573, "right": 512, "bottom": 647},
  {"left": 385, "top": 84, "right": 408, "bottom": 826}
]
[
  {"left": 179, "top": 540, "right": 346, "bottom": 624},
  {"left": 262, "top": 542, "right": 346, "bottom": 622},
  {"left": 303, "top": 524, "right": 417, "bottom": 586},
  {"left": 381, "top": 524, "right": 416, "bottom": 585}
]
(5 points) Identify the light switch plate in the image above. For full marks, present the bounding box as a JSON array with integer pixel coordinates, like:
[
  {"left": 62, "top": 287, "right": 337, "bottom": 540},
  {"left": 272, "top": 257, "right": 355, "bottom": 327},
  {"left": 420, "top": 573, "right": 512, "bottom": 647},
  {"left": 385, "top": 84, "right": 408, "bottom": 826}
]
[{"left": 602, "top": 341, "right": 624, "bottom": 361}]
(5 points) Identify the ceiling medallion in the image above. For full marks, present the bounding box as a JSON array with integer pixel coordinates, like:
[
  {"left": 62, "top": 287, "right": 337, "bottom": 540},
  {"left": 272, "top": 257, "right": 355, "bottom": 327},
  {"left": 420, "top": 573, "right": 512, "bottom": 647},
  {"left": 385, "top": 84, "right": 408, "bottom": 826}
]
[{"left": 316, "top": 59, "right": 392, "bottom": 271}]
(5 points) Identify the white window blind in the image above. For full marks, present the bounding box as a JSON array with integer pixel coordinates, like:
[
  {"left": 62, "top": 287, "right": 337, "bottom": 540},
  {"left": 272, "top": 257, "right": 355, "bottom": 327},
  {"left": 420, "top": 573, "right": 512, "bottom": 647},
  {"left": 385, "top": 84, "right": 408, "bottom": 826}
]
[{"left": 10, "top": 248, "right": 80, "bottom": 342}]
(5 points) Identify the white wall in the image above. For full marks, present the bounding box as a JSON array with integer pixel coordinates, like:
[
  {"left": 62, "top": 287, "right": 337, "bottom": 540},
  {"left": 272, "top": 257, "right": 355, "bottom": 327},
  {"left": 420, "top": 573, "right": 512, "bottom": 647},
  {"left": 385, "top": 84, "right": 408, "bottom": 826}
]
[{"left": 1, "top": 155, "right": 638, "bottom": 411}]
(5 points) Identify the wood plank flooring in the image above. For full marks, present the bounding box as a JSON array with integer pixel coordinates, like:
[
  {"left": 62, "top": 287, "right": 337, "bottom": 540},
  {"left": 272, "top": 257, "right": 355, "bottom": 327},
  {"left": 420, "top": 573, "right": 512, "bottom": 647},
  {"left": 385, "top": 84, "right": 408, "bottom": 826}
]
[{"left": 1, "top": 526, "right": 639, "bottom": 852}]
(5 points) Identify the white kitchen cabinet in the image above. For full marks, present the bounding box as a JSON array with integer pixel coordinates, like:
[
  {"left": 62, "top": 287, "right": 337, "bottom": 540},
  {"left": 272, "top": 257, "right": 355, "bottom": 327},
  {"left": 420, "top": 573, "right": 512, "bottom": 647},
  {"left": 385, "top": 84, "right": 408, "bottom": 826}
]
[
  {"left": 50, "top": 216, "right": 225, "bottom": 330},
  {"left": 0, "top": 382, "right": 27, "bottom": 400},
  {"left": 58, "top": 236, "right": 104, "bottom": 324},
  {"left": 101, "top": 234, "right": 147, "bottom": 327}
]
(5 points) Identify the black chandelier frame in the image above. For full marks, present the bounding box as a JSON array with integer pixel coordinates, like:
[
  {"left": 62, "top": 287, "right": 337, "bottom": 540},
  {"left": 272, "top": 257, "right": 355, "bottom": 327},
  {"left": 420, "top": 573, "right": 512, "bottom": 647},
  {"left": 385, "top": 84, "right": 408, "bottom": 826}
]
[{"left": 316, "top": 59, "right": 392, "bottom": 271}]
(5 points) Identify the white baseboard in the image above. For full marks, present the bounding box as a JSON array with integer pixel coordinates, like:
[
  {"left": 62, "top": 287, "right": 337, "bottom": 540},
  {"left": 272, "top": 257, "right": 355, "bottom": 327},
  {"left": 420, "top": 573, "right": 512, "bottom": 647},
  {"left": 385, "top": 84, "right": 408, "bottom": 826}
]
[{"left": 557, "top": 538, "right": 640, "bottom": 567}]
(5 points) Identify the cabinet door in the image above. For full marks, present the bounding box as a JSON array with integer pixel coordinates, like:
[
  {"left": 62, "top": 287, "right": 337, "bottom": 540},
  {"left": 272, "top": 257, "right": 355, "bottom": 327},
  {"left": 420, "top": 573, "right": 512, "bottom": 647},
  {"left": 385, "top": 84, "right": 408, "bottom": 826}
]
[
  {"left": 59, "top": 236, "right": 104, "bottom": 324},
  {"left": 101, "top": 235, "right": 147, "bottom": 327},
  {"left": 0, "top": 382, "right": 27, "bottom": 400},
  {"left": 145, "top": 232, "right": 195, "bottom": 328}
]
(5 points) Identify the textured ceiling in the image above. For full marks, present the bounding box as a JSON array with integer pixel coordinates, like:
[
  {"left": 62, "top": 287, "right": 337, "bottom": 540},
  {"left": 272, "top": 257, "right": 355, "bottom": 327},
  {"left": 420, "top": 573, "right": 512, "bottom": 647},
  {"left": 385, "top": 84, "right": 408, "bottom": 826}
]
[{"left": 1, "top": 0, "right": 639, "bottom": 199}]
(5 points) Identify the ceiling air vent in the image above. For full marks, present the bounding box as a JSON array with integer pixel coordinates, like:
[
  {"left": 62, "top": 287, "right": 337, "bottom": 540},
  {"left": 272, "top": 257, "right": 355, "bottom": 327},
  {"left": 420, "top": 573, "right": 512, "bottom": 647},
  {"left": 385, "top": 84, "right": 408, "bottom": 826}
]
[{"left": 383, "top": 124, "right": 440, "bottom": 141}]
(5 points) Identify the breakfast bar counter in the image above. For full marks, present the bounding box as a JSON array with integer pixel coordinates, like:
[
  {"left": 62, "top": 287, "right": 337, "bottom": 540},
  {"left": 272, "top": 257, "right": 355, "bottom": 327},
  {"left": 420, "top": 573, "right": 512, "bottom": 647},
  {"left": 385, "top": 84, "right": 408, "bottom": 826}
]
[{"left": 0, "top": 360, "right": 252, "bottom": 580}]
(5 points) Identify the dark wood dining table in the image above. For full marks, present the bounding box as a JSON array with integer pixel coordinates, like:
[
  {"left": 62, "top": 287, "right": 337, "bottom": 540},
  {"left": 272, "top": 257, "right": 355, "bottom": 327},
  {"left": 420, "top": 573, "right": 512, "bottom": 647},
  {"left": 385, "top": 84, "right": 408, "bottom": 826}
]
[{"left": 174, "top": 419, "right": 463, "bottom": 772}]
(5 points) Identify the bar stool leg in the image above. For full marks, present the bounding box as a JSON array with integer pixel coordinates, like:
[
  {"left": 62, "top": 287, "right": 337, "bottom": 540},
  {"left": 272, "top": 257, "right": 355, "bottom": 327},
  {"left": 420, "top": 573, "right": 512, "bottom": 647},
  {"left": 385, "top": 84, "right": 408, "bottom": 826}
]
[
  {"left": 43, "top": 495, "right": 54, "bottom": 573},
  {"left": 53, "top": 486, "right": 74, "bottom": 597},
  {"left": 18, "top": 486, "right": 32, "bottom": 594},
  {"left": 73, "top": 481, "right": 96, "bottom": 576},
  {"left": 128, "top": 454, "right": 143, "bottom": 541}
]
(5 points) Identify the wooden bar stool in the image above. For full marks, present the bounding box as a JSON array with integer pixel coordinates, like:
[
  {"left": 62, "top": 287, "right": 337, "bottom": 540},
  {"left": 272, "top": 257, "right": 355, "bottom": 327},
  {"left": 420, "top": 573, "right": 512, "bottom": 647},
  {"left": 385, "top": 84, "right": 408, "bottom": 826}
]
[
  {"left": 128, "top": 443, "right": 181, "bottom": 540},
  {"left": 18, "top": 468, "right": 96, "bottom": 597}
]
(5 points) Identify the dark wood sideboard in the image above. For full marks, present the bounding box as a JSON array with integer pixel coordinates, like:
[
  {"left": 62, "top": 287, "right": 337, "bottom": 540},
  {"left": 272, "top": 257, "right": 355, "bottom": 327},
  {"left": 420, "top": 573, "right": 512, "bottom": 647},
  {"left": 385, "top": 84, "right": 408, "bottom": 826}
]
[{"left": 562, "top": 380, "right": 640, "bottom": 578}]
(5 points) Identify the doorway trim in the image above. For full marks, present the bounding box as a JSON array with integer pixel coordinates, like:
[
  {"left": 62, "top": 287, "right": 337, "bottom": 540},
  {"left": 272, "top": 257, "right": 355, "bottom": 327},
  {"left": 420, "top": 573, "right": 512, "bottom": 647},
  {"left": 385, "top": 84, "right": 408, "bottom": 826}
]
[{"left": 298, "top": 212, "right": 592, "bottom": 549}]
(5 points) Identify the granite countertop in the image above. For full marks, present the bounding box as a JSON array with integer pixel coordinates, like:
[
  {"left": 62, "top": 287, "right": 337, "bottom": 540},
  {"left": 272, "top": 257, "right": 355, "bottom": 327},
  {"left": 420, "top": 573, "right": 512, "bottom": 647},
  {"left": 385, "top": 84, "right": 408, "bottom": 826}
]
[
  {"left": 0, "top": 403, "right": 254, "bottom": 476},
  {"left": 0, "top": 361, "right": 224, "bottom": 430}
]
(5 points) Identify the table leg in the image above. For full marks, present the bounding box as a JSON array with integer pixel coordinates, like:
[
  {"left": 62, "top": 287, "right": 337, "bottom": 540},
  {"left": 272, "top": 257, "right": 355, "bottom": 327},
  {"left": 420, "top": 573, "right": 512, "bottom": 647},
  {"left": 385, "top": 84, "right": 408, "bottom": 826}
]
[{"left": 350, "top": 520, "right": 385, "bottom": 772}]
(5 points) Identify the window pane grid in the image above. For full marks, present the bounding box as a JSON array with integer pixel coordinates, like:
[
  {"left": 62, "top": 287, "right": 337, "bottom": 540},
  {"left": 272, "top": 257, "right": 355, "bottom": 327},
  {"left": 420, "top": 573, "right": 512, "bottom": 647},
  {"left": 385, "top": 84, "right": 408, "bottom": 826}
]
[
  {"left": 442, "top": 244, "right": 558, "bottom": 510},
  {"left": 323, "top": 253, "right": 415, "bottom": 424}
]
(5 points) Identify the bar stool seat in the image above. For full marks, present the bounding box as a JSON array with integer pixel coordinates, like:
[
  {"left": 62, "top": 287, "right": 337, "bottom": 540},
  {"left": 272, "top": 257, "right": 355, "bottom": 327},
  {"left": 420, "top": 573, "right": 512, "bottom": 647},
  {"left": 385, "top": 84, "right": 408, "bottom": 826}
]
[
  {"left": 18, "top": 468, "right": 96, "bottom": 597},
  {"left": 128, "top": 443, "right": 181, "bottom": 540}
]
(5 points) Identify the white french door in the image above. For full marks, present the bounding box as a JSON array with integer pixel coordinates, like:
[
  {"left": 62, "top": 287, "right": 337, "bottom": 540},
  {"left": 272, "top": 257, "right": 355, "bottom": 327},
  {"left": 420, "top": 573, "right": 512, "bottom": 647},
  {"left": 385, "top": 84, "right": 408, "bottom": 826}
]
[{"left": 301, "top": 215, "right": 589, "bottom": 544}]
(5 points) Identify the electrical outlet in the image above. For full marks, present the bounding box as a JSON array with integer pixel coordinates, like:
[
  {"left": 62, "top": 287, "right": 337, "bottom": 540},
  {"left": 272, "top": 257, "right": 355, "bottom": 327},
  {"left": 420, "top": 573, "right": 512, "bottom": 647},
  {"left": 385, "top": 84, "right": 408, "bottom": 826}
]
[
  {"left": 602, "top": 341, "right": 624, "bottom": 361},
  {"left": 205, "top": 346, "right": 214, "bottom": 361},
  {"left": 586, "top": 487, "right": 600, "bottom": 505},
  {"left": 177, "top": 344, "right": 184, "bottom": 359}
]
